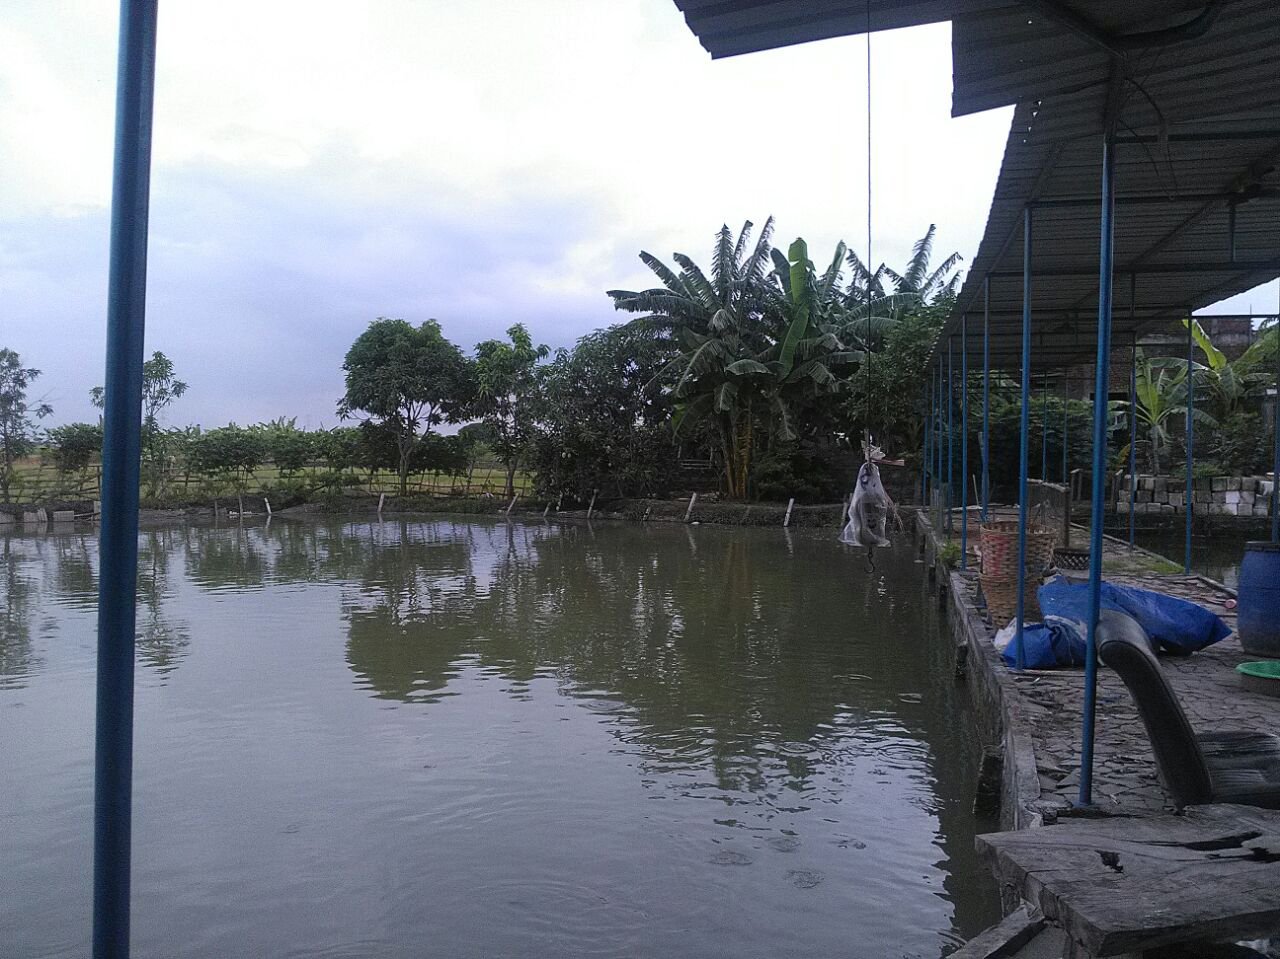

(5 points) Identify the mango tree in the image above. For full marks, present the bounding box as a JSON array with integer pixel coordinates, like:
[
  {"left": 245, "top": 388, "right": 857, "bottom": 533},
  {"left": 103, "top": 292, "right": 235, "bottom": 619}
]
[{"left": 339, "top": 318, "right": 473, "bottom": 497}]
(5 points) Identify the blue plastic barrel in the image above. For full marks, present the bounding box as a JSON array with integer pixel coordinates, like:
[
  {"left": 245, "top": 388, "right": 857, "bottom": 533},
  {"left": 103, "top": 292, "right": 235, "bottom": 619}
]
[{"left": 1238, "top": 541, "right": 1280, "bottom": 658}]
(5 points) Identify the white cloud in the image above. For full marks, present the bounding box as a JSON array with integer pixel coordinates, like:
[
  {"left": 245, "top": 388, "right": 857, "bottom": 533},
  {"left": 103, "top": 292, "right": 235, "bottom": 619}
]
[{"left": 4, "top": 1, "right": 1266, "bottom": 427}]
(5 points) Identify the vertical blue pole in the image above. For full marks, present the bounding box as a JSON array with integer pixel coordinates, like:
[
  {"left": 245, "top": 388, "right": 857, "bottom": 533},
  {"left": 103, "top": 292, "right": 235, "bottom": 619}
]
[
  {"left": 1185, "top": 312, "right": 1195, "bottom": 574},
  {"left": 922, "top": 379, "right": 931, "bottom": 505},
  {"left": 1129, "top": 329, "right": 1138, "bottom": 550},
  {"left": 1041, "top": 374, "right": 1050, "bottom": 481},
  {"left": 95, "top": 3, "right": 158, "bottom": 958},
  {"left": 961, "top": 317, "right": 969, "bottom": 569},
  {"left": 936, "top": 357, "right": 944, "bottom": 526},
  {"left": 1273, "top": 293, "right": 1280, "bottom": 542},
  {"left": 1081, "top": 131, "right": 1117, "bottom": 808},
  {"left": 1015, "top": 207, "right": 1033, "bottom": 670},
  {"left": 1061, "top": 376, "right": 1069, "bottom": 485},
  {"left": 947, "top": 337, "right": 955, "bottom": 537},
  {"left": 982, "top": 276, "right": 991, "bottom": 522}
]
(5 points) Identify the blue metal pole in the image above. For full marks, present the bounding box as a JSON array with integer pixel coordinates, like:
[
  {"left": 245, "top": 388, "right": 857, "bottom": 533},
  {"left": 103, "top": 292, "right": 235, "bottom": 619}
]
[
  {"left": 1061, "top": 376, "right": 1069, "bottom": 485},
  {"left": 1185, "top": 312, "right": 1195, "bottom": 574},
  {"left": 95, "top": 3, "right": 158, "bottom": 957},
  {"left": 961, "top": 316, "right": 969, "bottom": 568},
  {"left": 936, "top": 356, "right": 944, "bottom": 527},
  {"left": 1081, "top": 131, "right": 1117, "bottom": 808},
  {"left": 1274, "top": 294, "right": 1280, "bottom": 542},
  {"left": 1041, "top": 374, "right": 1050, "bottom": 481},
  {"left": 1015, "top": 206, "right": 1033, "bottom": 670},
  {"left": 1129, "top": 333, "right": 1139, "bottom": 549},
  {"left": 922, "top": 378, "right": 931, "bottom": 505},
  {"left": 947, "top": 337, "right": 955, "bottom": 537},
  {"left": 982, "top": 276, "right": 991, "bottom": 522}
]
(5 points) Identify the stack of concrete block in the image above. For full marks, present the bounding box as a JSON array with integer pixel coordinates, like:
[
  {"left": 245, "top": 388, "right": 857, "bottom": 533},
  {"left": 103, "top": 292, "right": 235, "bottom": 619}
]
[{"left": 1117, "top": 473, "right": 1277, "bottom": 516}]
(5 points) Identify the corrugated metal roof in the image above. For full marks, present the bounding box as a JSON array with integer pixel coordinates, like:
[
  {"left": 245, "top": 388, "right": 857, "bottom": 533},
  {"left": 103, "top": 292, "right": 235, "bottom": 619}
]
[
  {"left": 670, "top": 0, "right": 985, "bottom": 59},
  {"left": 940, "top": 101, "right": 1280, "bottom": 372},
  {"left": 670, "top": 0, "right": 1280, "bottom": 374},
  {"left": 672, "top": 1, "right": 1280, "bottom": 134}
]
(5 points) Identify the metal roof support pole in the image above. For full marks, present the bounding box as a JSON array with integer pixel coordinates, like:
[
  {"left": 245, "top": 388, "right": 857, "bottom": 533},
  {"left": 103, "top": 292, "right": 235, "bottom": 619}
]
[
  {"left": 1274, "top": 285, "right": 1280, "bottom": 543},
  {"left": 1014, "top": 206, "right": 1033, "bottom": 670},
  {"left": 961, "top": 317, "right": 969, "bottom": 569},
  {"left": 95, "top": 3, "right": 158, "bottom": 957},
  {"left": 936, "top": 356, "right": 944, "bottom": 529},
  {"left": 982, "top": 276, "right": 991, "bottom": 522},
  {"left": 1061, "top": 376, "right": 1070, "bottom": 485},
  {"left": 1081, "top": 131, "right": 1117, "bottom": 809},
  {"left": 947, "top": 337, "right": 955, "bottom": 537},
  {"left": 1041, "top": 373, "right": 1050, "bottom": 481},
  {"left": 1129, "top": 329, "right": 1138, "bottom": 550},
  {"left": 922, "top": 376, "right": 931, "bottom": 507},
  {"left": 1185, "top": 310, "right": 1195, "bottom": 574}
]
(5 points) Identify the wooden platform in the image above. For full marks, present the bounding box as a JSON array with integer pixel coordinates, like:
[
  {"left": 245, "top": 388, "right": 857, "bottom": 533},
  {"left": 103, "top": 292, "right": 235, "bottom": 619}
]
[{"left": 976, "top": 804, "right": 1280, "bottom": 956}]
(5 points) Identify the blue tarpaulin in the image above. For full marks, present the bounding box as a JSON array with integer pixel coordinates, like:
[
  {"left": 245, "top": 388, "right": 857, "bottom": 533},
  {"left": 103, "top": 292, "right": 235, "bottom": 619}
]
[{"left": 998, "top": 576, "right": 1231, "bottom": 668}]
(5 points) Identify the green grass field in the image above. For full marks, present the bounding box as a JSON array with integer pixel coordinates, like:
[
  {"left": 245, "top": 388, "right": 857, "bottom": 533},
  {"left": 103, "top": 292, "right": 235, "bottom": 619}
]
[{"left": 4, "top": 456, "right": 534, "bottom": 503}]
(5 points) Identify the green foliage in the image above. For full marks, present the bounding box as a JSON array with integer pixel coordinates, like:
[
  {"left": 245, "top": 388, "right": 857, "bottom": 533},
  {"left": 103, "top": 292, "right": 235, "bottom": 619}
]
[
  {"left": 985, "top": 394, "right": 1094, "bottom": 489},
  {"left": 0, "top": 348, "right": 53, "bottom": 502},
  {"left": 750, "top": 441, "right": 849, "bottom": 503},
  {"left": 339, "top": 318, "right": 472, "bottom": 495},
  {"left": 471, "top": 324, "right": 548, "bottom": 495},
  {"left": 937, "top": 540, "right": 961, "bottom": 568},
  {"left": 254, "top": 419, "right": 314, "bottom": 475},
  {"left": 47, "top": 423, "right": 103, "bottom": 475},
  {"left": 608, "top": 220, "right": 960, "bottom": 499},
  {"left": 91, "top": 350, "right": 188, "bottom": 496},
  {"left": 185, "top": 425, "right": 267, "bottom": 490},
  {"left": 528, "top": 324, "right": 679, "bottom": 499},
  {"left": 1207, "top": 411, "right": 1272, "bottom": 475}
]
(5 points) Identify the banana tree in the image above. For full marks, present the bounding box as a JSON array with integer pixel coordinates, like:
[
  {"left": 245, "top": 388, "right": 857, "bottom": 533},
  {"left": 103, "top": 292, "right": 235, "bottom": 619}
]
[
  {"left": 1112, "top": 352, "right": 1218, "bottom": 474},
  {"left": 1186, "top": 317, "right": 1270, "bottom": 421}
]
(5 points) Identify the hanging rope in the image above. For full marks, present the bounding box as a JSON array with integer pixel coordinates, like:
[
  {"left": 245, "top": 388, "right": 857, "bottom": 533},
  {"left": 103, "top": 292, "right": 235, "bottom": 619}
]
[{"left": 863, "top": 0, "right": 874, "bottom": 457}]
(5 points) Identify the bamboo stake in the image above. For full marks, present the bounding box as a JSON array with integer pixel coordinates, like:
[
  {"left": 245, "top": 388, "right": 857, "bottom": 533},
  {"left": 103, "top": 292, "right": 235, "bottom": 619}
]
[
  {"left": 586, "top": 488, "right": 598, "bottom": 519},
  {"left": 783, "top": 497, "right": 795, "bottom": 527},
  {"left": 377, "top": 492, "right": 385, "bottom": 517},
  {"left": 684, "top": 492, "right": 698, "bottom": 523},
  {"left": 506, "top": 494, "right": 518, "bottom": 515}
]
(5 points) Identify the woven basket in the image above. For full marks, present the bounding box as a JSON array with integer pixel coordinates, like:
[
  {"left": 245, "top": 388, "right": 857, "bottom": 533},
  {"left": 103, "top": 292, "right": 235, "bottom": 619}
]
[
  {"left": 980, "top": 521, "right": 1057, "bottom": 581},
  {"left": 981, "top": 577, "right": 1041, "bottom": 626}
]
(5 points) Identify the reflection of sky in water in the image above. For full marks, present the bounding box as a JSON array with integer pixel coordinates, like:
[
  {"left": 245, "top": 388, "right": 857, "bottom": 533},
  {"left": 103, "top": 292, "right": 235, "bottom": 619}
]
[{"left": 0, "top": 518, "right": 999, "bottom": 958}]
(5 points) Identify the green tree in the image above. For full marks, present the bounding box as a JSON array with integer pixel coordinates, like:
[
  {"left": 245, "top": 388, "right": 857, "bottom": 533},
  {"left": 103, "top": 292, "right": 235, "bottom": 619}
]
[
  {"left": 47, "top": 423, "right": 104, "bottom": 480},
  {"left": 185, "top": 425, "right": 267, "bottom": 493},
  {"left": 91, "top": 350, "right": 188, "bottom": 495},
  {"left": 0, "top": 349, "right": 52, "bottom": 503},
  {"left": 471, "top": 324, "right": 549, "bottom": 496},
  {"left": 338, "top": 318, "right": 472, "bottom": 496},
  {"left": 528, "top": 325, "right": 679, "bottom": 499}
]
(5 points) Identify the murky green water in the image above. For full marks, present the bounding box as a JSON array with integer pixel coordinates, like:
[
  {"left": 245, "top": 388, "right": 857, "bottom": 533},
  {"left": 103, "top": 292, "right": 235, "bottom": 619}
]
[
  {"left": 1133, "top": 525, "right": 1271, "bottom": 587},
  {"left": 1, "top": 517, "right": 999, "bottom": 958}
]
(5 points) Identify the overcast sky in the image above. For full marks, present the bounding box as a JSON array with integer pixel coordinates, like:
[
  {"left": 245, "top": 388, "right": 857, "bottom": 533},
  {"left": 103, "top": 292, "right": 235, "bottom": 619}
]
[{"left": 3, "top": 2, "right": 1274, "bottom": 429}]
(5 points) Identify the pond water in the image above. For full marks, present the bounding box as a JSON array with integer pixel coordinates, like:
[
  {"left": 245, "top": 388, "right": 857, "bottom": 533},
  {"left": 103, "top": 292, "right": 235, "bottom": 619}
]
[
  {"left": 1132, "top": 525, "right": 1272, "bottom": 587},
  {"left": 1, "top": 518, "right": 999, "bottom": 958}
]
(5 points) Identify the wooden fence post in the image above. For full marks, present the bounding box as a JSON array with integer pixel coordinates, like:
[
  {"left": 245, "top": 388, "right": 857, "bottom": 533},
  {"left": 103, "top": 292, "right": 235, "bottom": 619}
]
[
  {"left": 783, "top": 497, "right": 795, "bottom": 527},
  {"left": 684, "top": 492, "right": 698, "bottom": 523},
  {"left": 506, "top": 494, "right": 518, "bottom": 515},
  {"left": 377, "top": 492, "right": 385, "bottom": 517},
  {"left": 586, "top": 488, "right": 599, "bottom": 519},
  {"left": 264, "top": 497, "right": 272, "bottom": 517}
]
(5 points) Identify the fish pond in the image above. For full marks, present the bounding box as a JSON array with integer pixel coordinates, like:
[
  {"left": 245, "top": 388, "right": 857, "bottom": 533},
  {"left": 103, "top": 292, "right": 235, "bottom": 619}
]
[{"left": 1, "top": 517, "right": 999, "bottom": 958}]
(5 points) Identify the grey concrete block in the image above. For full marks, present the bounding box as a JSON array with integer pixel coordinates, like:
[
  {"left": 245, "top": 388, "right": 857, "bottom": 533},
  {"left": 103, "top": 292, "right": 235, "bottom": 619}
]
[
  {"left": 1140, "top": 476, "right": 1154, "bottom": 490},
  {"left": 1136, "top": 490, "right": 1151, "bottom": 503},
  {"left": 1229, "top": 476, "right": 1243, "bottom": 491},
  {"left": 1241, "top": 490, "right": 1255, "bottom": 506},
  {"left": 51, "top": 510, "right": 74, "bottom": 523},
  {"left": 1225, "top": 491, "right": 1241, "bottom": 505},
  {"left": 1152, "top": 476, "right": 1167, "bottom": 493},
  {"left": 1212, "top": 477, "right": 1229, "bottom": 492}
]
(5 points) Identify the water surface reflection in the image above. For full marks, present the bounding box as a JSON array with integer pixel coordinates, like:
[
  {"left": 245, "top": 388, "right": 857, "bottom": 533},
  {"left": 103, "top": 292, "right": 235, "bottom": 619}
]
[{"left": 1, "top": 518, "right": 999, "bottom": 958}]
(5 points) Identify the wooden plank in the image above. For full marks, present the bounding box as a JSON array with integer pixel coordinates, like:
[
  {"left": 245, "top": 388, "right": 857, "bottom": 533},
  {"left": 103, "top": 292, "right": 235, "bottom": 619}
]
[
  {"left": 950, "top": 907, "right": 1045, "bottom": 958},
  {"left": 976, "top": 804, "right": 1280, "bottom": 956}
]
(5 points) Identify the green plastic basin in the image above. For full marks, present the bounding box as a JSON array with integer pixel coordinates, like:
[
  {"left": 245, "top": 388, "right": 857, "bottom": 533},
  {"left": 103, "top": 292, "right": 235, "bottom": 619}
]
[{"left": 1238, "top": 661, "right": 1280, "bottom": 697}]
